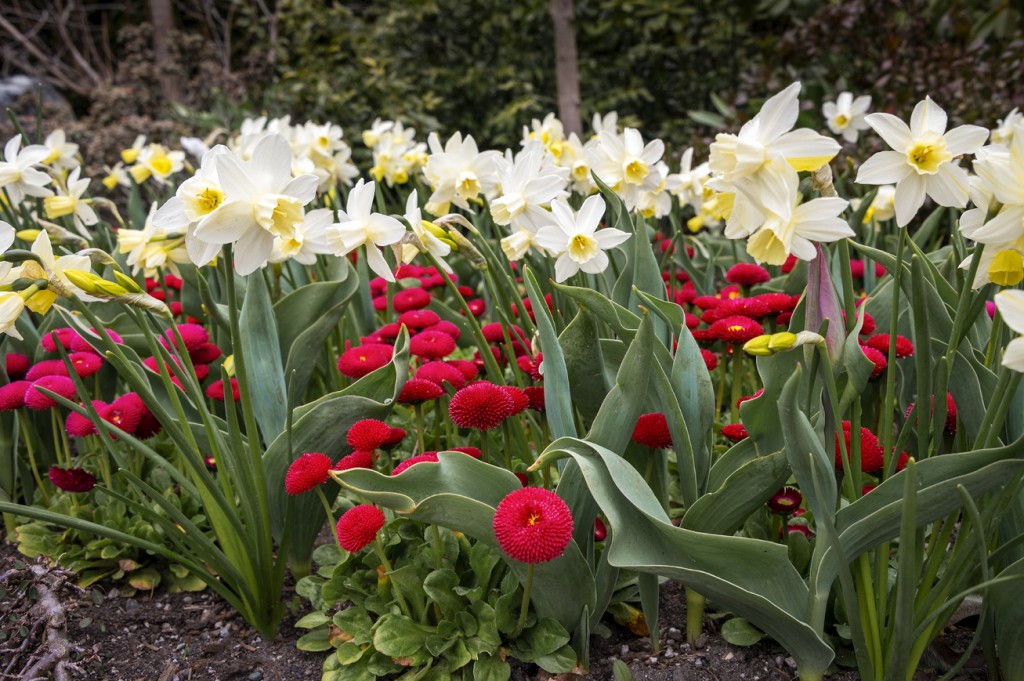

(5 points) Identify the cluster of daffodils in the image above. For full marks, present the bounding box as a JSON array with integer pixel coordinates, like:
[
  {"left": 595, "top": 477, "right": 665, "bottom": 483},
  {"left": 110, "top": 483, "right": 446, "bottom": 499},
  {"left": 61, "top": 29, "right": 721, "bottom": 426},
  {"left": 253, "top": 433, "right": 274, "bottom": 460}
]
[{"left": 363, "top": 118, "right": 427, "bottom": 186}]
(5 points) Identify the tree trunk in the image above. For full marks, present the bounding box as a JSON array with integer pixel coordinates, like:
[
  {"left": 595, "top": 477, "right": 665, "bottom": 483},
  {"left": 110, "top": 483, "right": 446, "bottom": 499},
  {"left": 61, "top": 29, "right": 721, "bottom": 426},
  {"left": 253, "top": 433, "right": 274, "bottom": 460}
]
[
  {"left": 148, "top": 0, "right": 182, "bottom": 103},
  {"left": 551, "top": 0, "right": 582, "bottom": 136}
]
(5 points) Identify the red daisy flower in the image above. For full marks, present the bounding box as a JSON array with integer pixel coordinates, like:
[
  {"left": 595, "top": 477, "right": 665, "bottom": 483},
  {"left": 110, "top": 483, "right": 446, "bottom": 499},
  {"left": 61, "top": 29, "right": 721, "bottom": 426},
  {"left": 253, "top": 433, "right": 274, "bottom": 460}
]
[
  {"left": 100, "top": 395, "right": 145, "bottom": 435},
  {"left": 726, "top": 263, "right": 771, "bottom": 287},
  {"left": 66, "top": 400, "right": 108, "bottom": 438},
  {"left": 409, "top": 329, "right": 457, "bottom": 360},
  {"left": 736, "top": 389, "right": 764, "bottom": 408},
  {"left": 285, "top": 452, "right": 334, "bottom": 495},
  {"left": 481, "top": 323, "right": 528, "bottom": 345},
  {"left": 500, "top": 385, "right": 530, "bottom": 416},
  {"left": 594, "top": 517, "right": 607, "bottom": 542},
  {"left": 377, "top": 323, "right": 402, "bottom": 341},
  {"left": 338, "top": 345, "right": 393, "bottom": 379},
  {"left": 834, "top": 422, "right": 885, "bottom": 473},
  {"left": 860, "top": 345, "right": 887, "bottom": 378},
  {"left": 631, "top": 412, "right": 673, "bottom": 449},
  {"left": 781, "top": 255, "right": 798, "bottom": 274},
  {"left": 383, "top": 426, "right": 407, "bottom": 448},
  {"left": 5, "top": 353, "right": 30, "bottom": 378},
  {"left": 753, "top": 293, "right": 798, "bottom": 315},
  {"left": 0, "top": 381, "right": 29, "bottom": 411},
  {"left": 163, "top": 323, "right": 209, "bottom": 353},
  {"left": 68, "top": 328, "right": 122, "bottom": 354},
  {"left": 423, "top": 320, "right": 461, "bottom": 340},
  {"left": 372, "top": 295, "right": 388, "bottom": 312},
  {"left": 399, "top": 378, "right": 445, "bottom": 404},
  {"left": 48, "top": 466, "right": 96, "bottom": 493},
  {"left": 392, "top": 288, "right": 431, "bottom": 313},
  {"left": 206, "top": 378, "right": 240, "bottom": 402},
  {"left": 864, "top": 334, "right": 914, "bottom": 358},
  {"left": 449, "top": 446, "right": 482, "bottom": 459},
  {"left": 189, "top": 343, "right": 222, "bottom": 365},
  {"left": 514, "top": 472, "right": 530, "bottom": 487},
  {"left": 788, "top": 523, "right": 813, "bottom": 539},
  {"left": 692, "top": 295, "right": 722, "bottom": 310},
  {"left": 334, "top": 450, "right": 375, "bottom": 471},
  {"left": 448, "top": 360, "right": 479, "bottom": 381},
  {"left": 163, "top": 273, "right": 184, "bottom": 290},
  {"left": 767, "top": 487, "right": 803, "bottom": 515},
  {"left": 859, "top": 312, "right": 877, "bottom": 336},
  {"left": 69, "top": 352, "right": 104, "bottom": 378},
  {"left": 26, "top": 360, "right": 70, "bottom": 381},
  {"left": 492, "top": 487, "right": 574, "bottom": 564},
  {"left": 904, "top": 393, "right": 957, "bottom": 435},
  {"left": 25, "top": 376, "right": 77, "bottom": 410},
  {"left": 398, "top": 309, "right": 441, "bottom": 330},
  {"left": 346, "top": 419, "right": 392, "bottom": 451},
  {"left": 701, "top": 349, "right": 719, "bottom": 372},
  {"left": 466, "top": 299, "right": 486, "bottom": 317},
  {"left": 709, "top": 316, "right": 764, "bottom": 344},
  {"left": 523, "top": 386, "right": 545, "bottom": 412},
  {"left": 392, "top": 452, "right": 441, "bottom": 475},
  {"left": 721, "top": 423, "right": 748, "bottom": 442},
  {"left": 41, "top": 328, "right": 78, "bottom": 352},
  {"left": 449, "top": 382, "right": 515, "bottom": 430},
  {"left": 336, "top": 505, "right": 386, "bottom": 552}
]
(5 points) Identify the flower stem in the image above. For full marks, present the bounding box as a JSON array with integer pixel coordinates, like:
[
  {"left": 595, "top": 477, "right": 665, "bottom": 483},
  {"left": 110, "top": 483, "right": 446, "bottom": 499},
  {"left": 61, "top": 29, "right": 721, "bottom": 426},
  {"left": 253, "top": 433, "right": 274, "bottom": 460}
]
[
  {"left": 373, "top": 538, "right": 412, "bottom": 619},
  {"left": 20, "top": 413, "right": 50, "bottom": 506},
  {"left": 314, "top": 487, "right": 341, "bottom": 552},
  {"left": 515, "top": 563, "right": 535, "bottom": 636}
]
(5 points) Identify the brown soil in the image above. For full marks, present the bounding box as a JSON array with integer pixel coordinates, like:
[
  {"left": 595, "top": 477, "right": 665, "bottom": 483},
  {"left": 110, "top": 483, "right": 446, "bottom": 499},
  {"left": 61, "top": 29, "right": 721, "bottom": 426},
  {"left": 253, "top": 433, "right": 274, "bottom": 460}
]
[{"left": 1, "top": 540, "right": 986, "bottom": 681}]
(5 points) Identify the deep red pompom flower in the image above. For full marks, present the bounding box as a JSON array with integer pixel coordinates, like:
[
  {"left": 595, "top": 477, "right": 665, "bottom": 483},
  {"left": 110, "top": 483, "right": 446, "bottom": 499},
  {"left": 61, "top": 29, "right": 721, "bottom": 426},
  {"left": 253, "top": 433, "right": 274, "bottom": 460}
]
[
  {"left": 190, "top": 343, "right": 222, "bottom": 365},
  {"left": 25, "top": 376, "right": 77, "bottom": 410},
  {"left": 66, "top": 400, "right": 108, "bottom": 437},
  {"left": 100, "top": 394, "right": 145, "bottom": 435},
  {"left": 399, "top": 377, "right": 445, "bottom": 404},
  {"left": 383, "top": 426, "right": 407, "bottom": 448},
  {"left": 397, "top": 309, "right": 441, "bottom": 330},
  {"left": 163, "top": 323, "right": 209, "bottom": 353},
  {"left": 631, "top": 412, "right": 673, "bottom": 449},
  {"left": 6, "top": 353, "right": 30, "bottom": 378},
  {"left": 423, "top": 320, "right": 461, "bottom": 340},
  {"left": 69, "top": 352, "right": 104, "bottom": 378},
  {"left": 449, "top": 382, "right": 515, "bottom": 430},
  {"left": 492, "top": 487, "right": 574, "bottom": 564},
  {"left": 26, "top": 360, "right": 70, "bottom": 381},
  {"left": 338, "top": 345, "right": 393, "bottom": 379},
  {"left": 523, "top": 386, "right": 545, "bottom": 412},
  {"left": 768, "top": 487, "right": 803, "bottom": 515},
  {"left": 864, "top": 333, "right": 914, "bottom": 358},
  {"left": 41, "top": 328, "right": 78, "bottom": 352},
  {"left": 701, "top": 349, "right": 719, "bottom": 372},
  {"left": 285, "top": 452, "right": 333, "bottom": 495},
  {"left": 334, "top": 450, "right": 375, "bottom": 471},
  {"left": 392, "top": 288, "right": 431, "bottom": 313},
  {"left": 68, "top": 328, "right": 122, "bottom": 354},
  {"left": 416, "top": 361, "right": 467, "bottom": 389},
  {"left": 206, "top": 378, "right": 240, "bottom": 402},
  {"left": 346, "top": 419, "right": 392, "bottom": 451},
  {"left": 336, "top": 505, "right": 386, "bottom": 552},
  {"left": 860, "top": 345, "right": 887, "bottom": 378},
  {"left": 500, "top": 385, "right": 530, "bottom": 416},
  {"left": 0, "top": 381, "right": 32, "bottom": 410},
  {"left": 834, "top": 422, "right": 885, "bottom": 473},
  {"left": 709, "top": 315, "right": 764, "bottom": 344},
  {"left": 392, "top": 452, "right": 441, "bottom": 475},
  {"left": 721, "top": 423, "right": 749, "bottom": 442},
  {"left": 410, "top": 329, "right": 457, "bottom": 360},
  {"left": 904, "top": 393, "right": 957, "bottom": 436},
  {"left": 448, "top": 359, "right": 479, "bottom": 382},
  {"left": 48, "top": 466, "right": 96, "bottom": 492},
  {"left": 726, "top": 263, "right": 771, "bottom": 287}
]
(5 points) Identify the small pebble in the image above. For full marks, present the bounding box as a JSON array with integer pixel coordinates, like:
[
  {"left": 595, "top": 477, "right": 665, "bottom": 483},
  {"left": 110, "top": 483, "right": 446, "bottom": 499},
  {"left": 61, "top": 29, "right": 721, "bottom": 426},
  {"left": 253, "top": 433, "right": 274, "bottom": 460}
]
[
  {"left": 621, "top": 645, "right": 630, "bottom": 656},
  {"left": 695, "top": 658, "right": 703, "bottom": 667},
  {"left": 248, "top": 673, "right": 263, "bottom": 681},
  {"left": 785, "top": 657, "right": 797, "bottom": 669},
  {"left": 725, "top": 652, "right": 734, "bottom": 661},
  {"left": 124, "top": 599, "right": 139, "bottom": 612},
  {"left": 219, "top": 624, "right": 231, "bottom": 638}
]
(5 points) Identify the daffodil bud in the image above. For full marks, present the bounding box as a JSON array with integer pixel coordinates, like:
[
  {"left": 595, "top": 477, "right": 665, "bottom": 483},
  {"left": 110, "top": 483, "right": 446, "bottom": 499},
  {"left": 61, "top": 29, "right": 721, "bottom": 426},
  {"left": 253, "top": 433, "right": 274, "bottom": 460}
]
[
  {"left": 15, "top": 229, "right": 40, "bottom": 242},
  {"left": 742, "top": 334, "right": 774, "bottom": 356},
  {"left": 0, "top": 249, "right": 42, "bottom": 264},
  {"left": 222, "top": 355, "right": 235, "bottom": 377},
  {"left": 113, "top": 271, "right": 145, "bottom": 294},
  {"left": 63, "top": 269, "right": 128, "bottom": 297},
  {"left": 767, "top": 331, "right": 798, "bottom": 351}
]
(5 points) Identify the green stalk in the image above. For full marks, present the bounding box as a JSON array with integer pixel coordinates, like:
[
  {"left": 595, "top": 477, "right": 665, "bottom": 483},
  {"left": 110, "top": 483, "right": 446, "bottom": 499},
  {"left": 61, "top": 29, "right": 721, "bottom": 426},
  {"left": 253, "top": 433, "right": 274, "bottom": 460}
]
[
  {"left": 515, "top": 563, "right": 536, "bottom": 636},
  {"left": 685, "top": 587, "right": 705, "bottom": 646},
  {"left": 20, "top": 414, "right": 50, "bottom": 506},
  {"left": 373, "top": 538, "right": 412, "bottom": 619},
  {"left": 880, "top": 228, "right": 907, "bottom": 473},
  {"left": 314, "top": 486, "right": 341, "bottom": 552}
]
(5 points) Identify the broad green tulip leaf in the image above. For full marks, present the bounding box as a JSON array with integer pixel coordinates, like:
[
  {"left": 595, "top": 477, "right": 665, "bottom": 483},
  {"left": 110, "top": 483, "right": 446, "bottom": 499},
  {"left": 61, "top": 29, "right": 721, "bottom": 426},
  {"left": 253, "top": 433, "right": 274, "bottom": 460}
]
[
  {"left": 671, "top": 324, "right": 715, "bottom": 494},
  {"left": 949, "top": 347, "right": 988, "bottom": 444},
  {"left": 560, "top": 308, "right": 609, "bottom": 427},
  {"left": 264, "top": 330, "right": 408, "bottom": 568},
  {"left": 533, "top": 437, "right": 834, "bottom": 676},
  {"left": 778, "top": 368, "right": 836, "bottom": 524},
  {"left": 239, "top": 271, "right": 287, "bottom": 444},
  {"left": 682, "top": 450, "right": 790, "bottom": 535},
  {"left": 553, "top": 281, "right": 641, "bottom": 341},
  {"left": 525, "top": 267, "right": 576, "bottom": 440},
  {"left": 992, "top": 556, "right": 1024, "bottom": 681},
  {"left": 741, "top": 350, "right": 804, "bottom": 456},
  {"left": 336, "top": 452, "right": 596, "bottom": 631},
  {"left": 707, "top": 438, "right": 758, "bottom": 493}
]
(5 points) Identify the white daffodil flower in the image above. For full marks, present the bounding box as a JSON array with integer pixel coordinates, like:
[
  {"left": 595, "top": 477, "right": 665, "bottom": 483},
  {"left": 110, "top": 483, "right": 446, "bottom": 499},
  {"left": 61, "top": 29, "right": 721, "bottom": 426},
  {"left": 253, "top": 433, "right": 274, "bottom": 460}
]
[
  {"left": 42, "top": 129, "right": 80, "bottom": 171},
  {"left": 402, "top": 190, "right": 452, "bottom": 272},
  {"left": 534, "top": 195, "right": 630, "bottom": 282},
  {"left": 995, "top": 290, "right": 1024, "bottom": 372},
  {"left": 192, "top": 135, "right": 318, "bottom": 275},
  {"left": 490, "top": 142, "right": 569, "bottom": 232},
  {"left": 855, "top": 96, "right": 988, "bottom": 226},
  {"left": 0, "top": 135, "right": 53, "bottom": 204},
  {"left": 326, "top": 179, "right": 406, "bottom": 282},
  {"left": 744, "top": 159, "right": 852, "bottom": 266},
  {"left": 967, "top": 130, "right": 1024, "bottom": 244},
  {"left": 43, "top": 167, "right": 98, "bottom": 236},
  {"left": 0, "top": 220, "right": 14, "bottom": 253},
  {"left": 991, "top": 108, "right": 1022, "bottom": 146},
  {"left": 588, "top": 128, "right": 665, "bottom": 211},
  {"left": 823, "top": 92, "right": 872, "bottom": 143},
  {"left": 423, "top": 132, "right": 501, "bottom": 215},
  {"left": 268, "top": 207, "right": 335, "bottom": 266},
  {"left": 0, "top": 291, "right": 26, "bottom": 340}
]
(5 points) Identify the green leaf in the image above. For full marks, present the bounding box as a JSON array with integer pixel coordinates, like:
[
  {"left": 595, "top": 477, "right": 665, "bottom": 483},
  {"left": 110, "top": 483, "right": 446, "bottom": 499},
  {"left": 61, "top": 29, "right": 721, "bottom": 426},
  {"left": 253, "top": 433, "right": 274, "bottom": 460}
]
[
  {"left": 423, "top": 568, "right": 463, "bottom": 617},
  {"left": 720, "top": 617, "right": 765, "bottom": 646},
  {"left": 333, "top": 607, "right": 374, "bottom": 645},
  {"left": 371, "top": 613, "right": 433, "bottom": 658},
  {"left": 524, "top": 267, "right": 576, "bottom": 439},
  {"left": 295, "top": 612, "right": 332, "bottom": 629},
  {"left": 682, "top": 451, "right": 790, "bottom": 535},
  {"left": 297, "top": 628, "right": 333, "bottom": 652},
  {"left": 473, "top": 654, "right": 511, "bottom": 681},
  {"left": 559, "top": 308, "right": 609, "bottom": 427},
  {"left": 239, "top": 271, "right": 288, "bottom": 444}
]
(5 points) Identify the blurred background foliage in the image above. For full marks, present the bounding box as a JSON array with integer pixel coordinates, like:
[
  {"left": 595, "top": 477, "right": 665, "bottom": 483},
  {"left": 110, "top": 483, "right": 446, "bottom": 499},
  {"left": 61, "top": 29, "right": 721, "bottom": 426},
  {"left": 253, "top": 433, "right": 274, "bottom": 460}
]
[{"left": 1, "top": 0, "right": 1020, "bottom": 165}]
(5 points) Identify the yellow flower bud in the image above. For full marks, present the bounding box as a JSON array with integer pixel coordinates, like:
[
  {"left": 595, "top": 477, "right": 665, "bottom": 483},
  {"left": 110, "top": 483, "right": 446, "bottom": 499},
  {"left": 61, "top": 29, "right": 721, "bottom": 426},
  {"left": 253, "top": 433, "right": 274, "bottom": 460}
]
[
  {"left": 743, "top": 334, "right": 774, "bottom": 356},
  {"left": 128, "top": 164, "right": 151, "bottom": 184},
  {"left": 989, "top": 249, "right": 1024, "bottom": 287},
  {"left": 44, "top": 195, "right": 76, "bottom": 220},
  {"left": 16, "top": 229, "right": 40, "bottom": 242},
  {"left": 767, "top": 332, "right": 798, "bottom": 352},
  {"left": 222, "top": 354, "right": 235, "bottom": 377},
  {"left": 63, "top": 269, "right": 128, "bottom": 297},
  {"left": 113, "top": 271, "right": 145, "bottom": 294}
]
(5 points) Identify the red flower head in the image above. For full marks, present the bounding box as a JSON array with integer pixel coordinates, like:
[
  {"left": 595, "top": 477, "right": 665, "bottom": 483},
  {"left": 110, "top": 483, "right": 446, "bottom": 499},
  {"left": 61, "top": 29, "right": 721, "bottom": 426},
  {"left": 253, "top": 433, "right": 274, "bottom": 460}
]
[
  {"left": 482, "top": 323, "right": 529, "bottom": 345},
  {"left": 346, "top": 419, "right": 392, "bottom": 451},
  {"left": 41, "top": 328, "right": 78, "bottom": 352},
  {"left": 718, "top": 297, "right": 770, "bottom": 320},
  {"left": 338, "top": 345, "right": 393, "bottom": 379},
  {"left": 134, "top": 401, "right": 162, "bottom": 440},
  {"left": 859, "top": 312, "right": 877, "bottom": 336},
  {"left": 48, "top": 466, "right": 96, "bottom": 493},
  {"left": 26, "top": 360, "right": 71, "bottom": 381},
  {"left": 416, "top": 361, "right": 466, "bottom": 389},
  {"left": 101, "top": 394, "right": 146, "bottom": 435},
  {"left": 709, "top": 315, "right": 764, "bottom": 344},
  {"left": 377, "top": 323, "right": 402, "bottom": 341},
  {"left": 692, "top": 295, "right": 722, "bottom": 311},
  {"left": 834, "top": 422, "right": 885, "bottom": 473},
  {"left": 399, "top": 377, "right": 445, "bottom": 404},
  {"left": 864, "top": 333, "right": 914, "bottom": 358},
  {"left": 410, "top": 329, "right": 457, "bottom": 360},
  {"left": 334, "top": 450, "right": 375, "bottom": 471},
  {"left": 467, "top": 298, "right": 487, "bottom": 317},
  {"left": 631, "top": 412, "right": 673, "bottom": 449},
  {"left": 66, "top": 400, "right": 108, "bottom": 437},
  {"left": 523, "top": 386, "right": 545, "bottom": 412},
  {"left": 25, "top": 376, "right": 77, "bottom": 410},
  {"left": 206, "top": 378, "right": 240, "bottom": 402},
  {"left": 0, "top": 381, "right": 31, "bottom": 410},
  {"left": 398, "top": 309, "right": 441, "bottom": 330},
  {"left": 69, "top": 352, "right": 104, "bottom": 378},
  {"left": 423, "top": 320, "right": 461, "bottom": 340},
  {"left": 163, "top": 323, "right": 209, "bottom": 353},
  {"left": 736, "top": 389, "right": 764, "bottom": 408},
  {"left": 6, "top": 353, "right": 30, "bottom": 378},
  {"left": 768, "top": 487, "right": 803, "bottom": 515},
  {"left": 500, "top": 385, "right": 530, "bottom": 416},
  {"left": 392, "top": 287, "right": 431, "bottom": 313},
  {"left": 753, "top": 293, "right": 798, "bottom": 315},
  {"left": 726, "top": 263, "right": 771, "bottom": 287},
  {"left": 448, "top": 359, "right": 479, "bottom": 382},
  {"left": 449, "top": 382, "right": 515, "bottom": 430},
  {"left": 721, "top": 423, "right": 749, "bottom": 442},
  {"left": 392, "top": 452, "right": 441, "bottom": 475},
  {"left": 594, "top": 517, "right": 608, "bottom": 542},
  {"left": 860, "top": 345, "right": 887, "bottom": 378},
  {"left": 285, "top": 452, "right": 333, "bottom": 495},
  {"left": 493, "top": 487, "right": 574, "bottom": 564},
  {"left": 701, "top": 349, "right": 719, "bottom": 372},
  {"left": 190, "top": 343, "right": 222, "bottom": 365},
  {"left": 383, "top": 426, "right": 407, "bottom": 448},
  {"left": 336, "top": 505, "right": 385, "bottom": 552},
  {"left": 449, "top": 446, "right": 482, "bottom": 459},
  {"left": 904, "top": 393, "right": 957, "bottom": 436},
  {"left": 788, "top": 523, "right": 814, "bottom": 539},
  {"left": 514, "top": 472, "right": 530, "bottom": 487},
  {"left": 781, "top": 255, "right": 798, "bottom": 274},
  {"left": 69, "top": 328, "right": 122, "bottom": 354}
]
